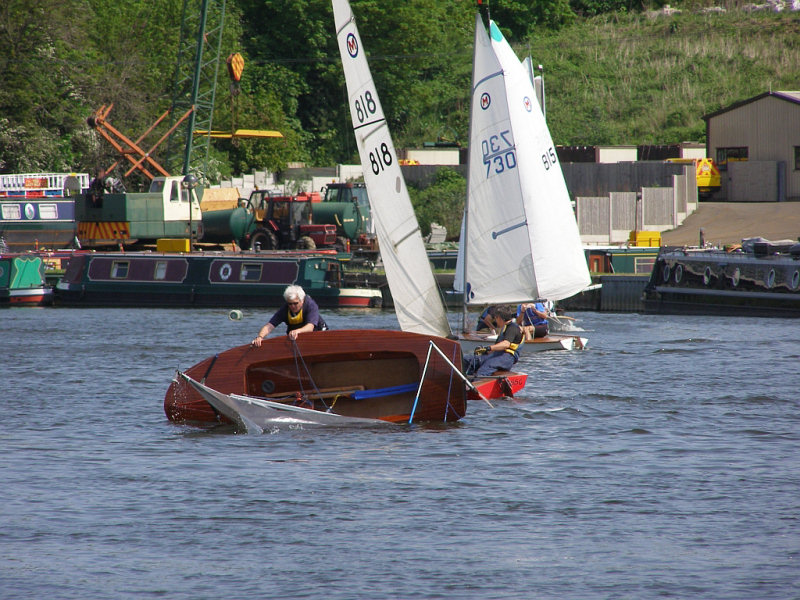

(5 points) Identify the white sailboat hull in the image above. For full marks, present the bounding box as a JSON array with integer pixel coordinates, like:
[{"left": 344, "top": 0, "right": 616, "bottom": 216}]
[{"left": 459, "top": 331, "right": 587, "bottom": 354}]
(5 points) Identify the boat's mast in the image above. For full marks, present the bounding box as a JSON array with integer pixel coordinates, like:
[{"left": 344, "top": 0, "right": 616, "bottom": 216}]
[{"left": 462, "top": 9, "right": 486, "bottom": 332}]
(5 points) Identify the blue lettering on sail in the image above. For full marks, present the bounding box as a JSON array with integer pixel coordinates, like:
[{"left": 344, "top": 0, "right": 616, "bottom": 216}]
[{"left": 481, "top": 130, "right": 517, "bottom": 178}]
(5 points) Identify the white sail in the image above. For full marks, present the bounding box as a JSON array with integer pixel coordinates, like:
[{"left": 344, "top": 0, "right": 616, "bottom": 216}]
[
  {"left": 457, "top": 16, "right": 590, "bottom": 305},
  {"left": 332, "top": 0, "right": 451, "bottom": 337}
]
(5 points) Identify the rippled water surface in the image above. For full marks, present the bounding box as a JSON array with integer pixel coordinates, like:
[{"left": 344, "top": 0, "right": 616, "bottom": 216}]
[{"left": 2, "top": 307, "right": 798, "bottom": 599}]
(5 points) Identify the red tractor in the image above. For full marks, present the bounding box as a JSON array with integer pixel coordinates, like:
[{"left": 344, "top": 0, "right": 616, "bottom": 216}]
[{"left": 242, "top": 191, "right": 337, "bottom": 251}]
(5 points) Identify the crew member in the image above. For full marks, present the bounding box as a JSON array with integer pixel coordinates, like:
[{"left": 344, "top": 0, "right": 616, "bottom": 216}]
[
  {"left": 475, "top": 305, "right": 497, "bottom": 333},
  {"left": 87, "top": 168, "right": 106, "bottom": 207},
  {"left": 517, "top": 300, "right": 549, "bottom": 341},
  {"left": 251, "top": 285, "right": 328, "bottom": 345},
  {"left": 465, "top": 305, "right": 523, "bottom": 377}
]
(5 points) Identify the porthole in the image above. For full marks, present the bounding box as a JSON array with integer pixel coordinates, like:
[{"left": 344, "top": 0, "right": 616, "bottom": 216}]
[
  {"left": 674, "top": 264, "right": 683, "bottom": 283},
  {"left": 219, "top": 262, "right": 232, "bottom": 281},
  {"left": 731, "top": 267, "right": 740, "bottom": 287},
  {"left": 792, "top": 270, "right": 800, "bottom": 291},
  {"left": 662, "top": 264, "right": 671, "bottom": 282},
  {"left": 766, "top": 269, "right": 775, "bottom": 289},
  {"left": 703, "top": 266, "right": 712, "bottom": 286}
]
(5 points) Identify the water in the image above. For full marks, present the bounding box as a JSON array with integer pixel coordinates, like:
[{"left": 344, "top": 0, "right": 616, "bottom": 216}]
[{"left": 2, "top": 307, "right": 798, "bottom": 599}]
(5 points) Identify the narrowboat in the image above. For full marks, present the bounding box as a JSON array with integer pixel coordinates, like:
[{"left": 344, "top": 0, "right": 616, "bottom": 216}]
[
  {"left": 0, "top": 253, "right": 53, "bottom": 307},
  {"left": 0, "top": 172, "right": 88, "bottom": 251},
  {"left": 643, "top": 238, "right": 800, "bottom": 317},
  {"left": 54, "top": 250, "right": 382, "bottom": 308}
]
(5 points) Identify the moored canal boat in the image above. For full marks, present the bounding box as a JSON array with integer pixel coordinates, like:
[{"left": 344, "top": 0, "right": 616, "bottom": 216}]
[
  {"left": 0, "top": 172, "right": 88, "bottom": 252},
  {"left": 54, "top": 250, "right": 382, "bottom": 308},
  {"left": 643, "top": 238, "right": 800, "bottom": 317},
  {"left": 0, "top": 253, "right": 53, "bottom": 307}
]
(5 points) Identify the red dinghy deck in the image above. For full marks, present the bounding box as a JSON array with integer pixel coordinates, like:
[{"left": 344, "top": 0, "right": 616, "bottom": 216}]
[
  {"left": 469, "top": 372, "right": 528, "bottom": 400},
  {"left": 165, "top": 329, "right": 467, "bottom": 425}
]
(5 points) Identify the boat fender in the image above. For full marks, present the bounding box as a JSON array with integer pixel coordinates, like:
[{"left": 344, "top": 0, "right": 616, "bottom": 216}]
[{"left": 220, "top": 263, "right": 232, "bottom": 281}]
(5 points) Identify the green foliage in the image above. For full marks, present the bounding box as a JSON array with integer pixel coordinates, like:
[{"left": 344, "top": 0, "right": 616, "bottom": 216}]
[
  {"left": 1, "top": 0, "right": 800, "bottom": 186},
  {"left": 409, "top": 167, "right": 465, "bottom": 239},
  {"left": 489, "top": 0, "right": 575, "bottom": 37}
]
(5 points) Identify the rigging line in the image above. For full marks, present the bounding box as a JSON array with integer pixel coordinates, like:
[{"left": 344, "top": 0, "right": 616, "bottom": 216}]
[
  {"left": 443, "top": 343, "right": 461, "bottom": 422},
  {"left": 290, "top": 338, "right": 330, "bottom": 411}
]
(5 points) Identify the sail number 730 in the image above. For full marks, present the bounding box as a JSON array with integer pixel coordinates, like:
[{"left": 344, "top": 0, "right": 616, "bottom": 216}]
[{"left": 482, "top": 131, "right": 517, "bottom": 177}]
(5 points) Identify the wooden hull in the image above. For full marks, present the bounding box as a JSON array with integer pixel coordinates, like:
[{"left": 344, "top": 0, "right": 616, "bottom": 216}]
[
  {"left": 165, "top": 329, "right": 467, "bottom": 425},
  {"left": 55, "top": 251, "right": 382, "bottom": 308}
]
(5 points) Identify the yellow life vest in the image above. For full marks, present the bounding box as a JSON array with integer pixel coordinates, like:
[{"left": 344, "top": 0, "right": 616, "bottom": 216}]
[
  {"left": 500, "top": 323, "right": 521, "bottom": 355},
  {"left": 288, "top": 307, "right": 304, "bottom": 328}
]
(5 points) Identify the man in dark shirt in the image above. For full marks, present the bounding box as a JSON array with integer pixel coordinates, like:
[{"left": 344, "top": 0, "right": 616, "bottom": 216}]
[
  {"left": 251, "top": 284, "right": 328, "bottom": 345},
  {"left": 465, "top": 304, "right": 523, "bottom": 376},
  {"left": 87, "top": 168, "right": 106, "bottom": 207}
]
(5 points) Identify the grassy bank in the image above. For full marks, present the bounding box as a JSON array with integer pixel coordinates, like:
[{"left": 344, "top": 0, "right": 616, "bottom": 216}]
[{"left": 522, "top": 9, "right": 800, "bottom": 146}]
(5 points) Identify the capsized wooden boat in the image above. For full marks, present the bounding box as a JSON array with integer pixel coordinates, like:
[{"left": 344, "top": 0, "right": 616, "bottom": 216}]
[{"left": 165, "top": 329, "right": 468, "bottom": 425}]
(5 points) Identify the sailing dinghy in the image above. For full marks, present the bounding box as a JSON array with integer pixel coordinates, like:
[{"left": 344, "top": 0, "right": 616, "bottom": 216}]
[
  {"left": 164, "top": 329, "right": 468, "bottom": 427},
  {"left": 333, "top": 0, "right": 527, "bottom": 400},
  {"left": 165, "top": 2, "right": 478, "bottom": 427},
  {"left": 455, "top": 15, "right": 591, "bottom": 355}
]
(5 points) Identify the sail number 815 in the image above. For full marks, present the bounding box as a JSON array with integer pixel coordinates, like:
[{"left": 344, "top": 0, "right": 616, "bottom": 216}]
[{"left": 542, "top": 147, "right": 557, "bottom": 170}]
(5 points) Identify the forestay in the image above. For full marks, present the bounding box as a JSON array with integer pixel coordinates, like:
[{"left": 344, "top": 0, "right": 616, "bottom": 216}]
[
  {"left": 332, "top": 0, "right": 451, "bottom": 337},
  {"left": 456, "top": 15, "right": 590, "bottom": 305}
]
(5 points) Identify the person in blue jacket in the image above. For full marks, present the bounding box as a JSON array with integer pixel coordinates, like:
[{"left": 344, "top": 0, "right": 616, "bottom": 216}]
[
  {"left": 475, "top": 305, "right": 497, "bottom": 333},
  {"left": 252, "top": 285, "right": 328, "bottom": 345},
  {"left": 517, "top": 300, "right": 549, "bottom": 341}
]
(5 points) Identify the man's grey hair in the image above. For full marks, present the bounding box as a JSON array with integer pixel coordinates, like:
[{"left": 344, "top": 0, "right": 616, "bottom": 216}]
[{"left": 284, "top": 285, "right": 306, "bottom": 303}]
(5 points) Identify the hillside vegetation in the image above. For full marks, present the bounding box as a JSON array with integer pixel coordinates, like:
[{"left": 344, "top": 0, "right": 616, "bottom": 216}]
[{"left": 1, "top": 0, "right": 798, "bottom": 183}]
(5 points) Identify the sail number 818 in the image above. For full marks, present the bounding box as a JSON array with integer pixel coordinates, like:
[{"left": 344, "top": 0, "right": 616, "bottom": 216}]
[
  {"left": 355, "top": 91, "right": 377, "bottom": 123},
  {"left": 369, "top": 142, "right": 393, "bottom": 175}
]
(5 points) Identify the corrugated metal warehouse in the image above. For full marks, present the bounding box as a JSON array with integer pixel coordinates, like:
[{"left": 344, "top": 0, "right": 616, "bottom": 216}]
[{"left": 704, "top": 91, "right": 800, "bottom": 202}]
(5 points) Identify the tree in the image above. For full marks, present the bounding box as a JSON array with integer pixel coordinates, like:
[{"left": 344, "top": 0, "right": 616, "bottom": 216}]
[{"left": 409, "top": 167, "right": 465, "bottom": 239}]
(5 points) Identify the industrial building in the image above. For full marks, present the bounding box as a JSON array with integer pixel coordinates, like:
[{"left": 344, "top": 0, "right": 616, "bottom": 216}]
[{"left": 704, "top": 91, "right": 800, "bottom": 202}]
